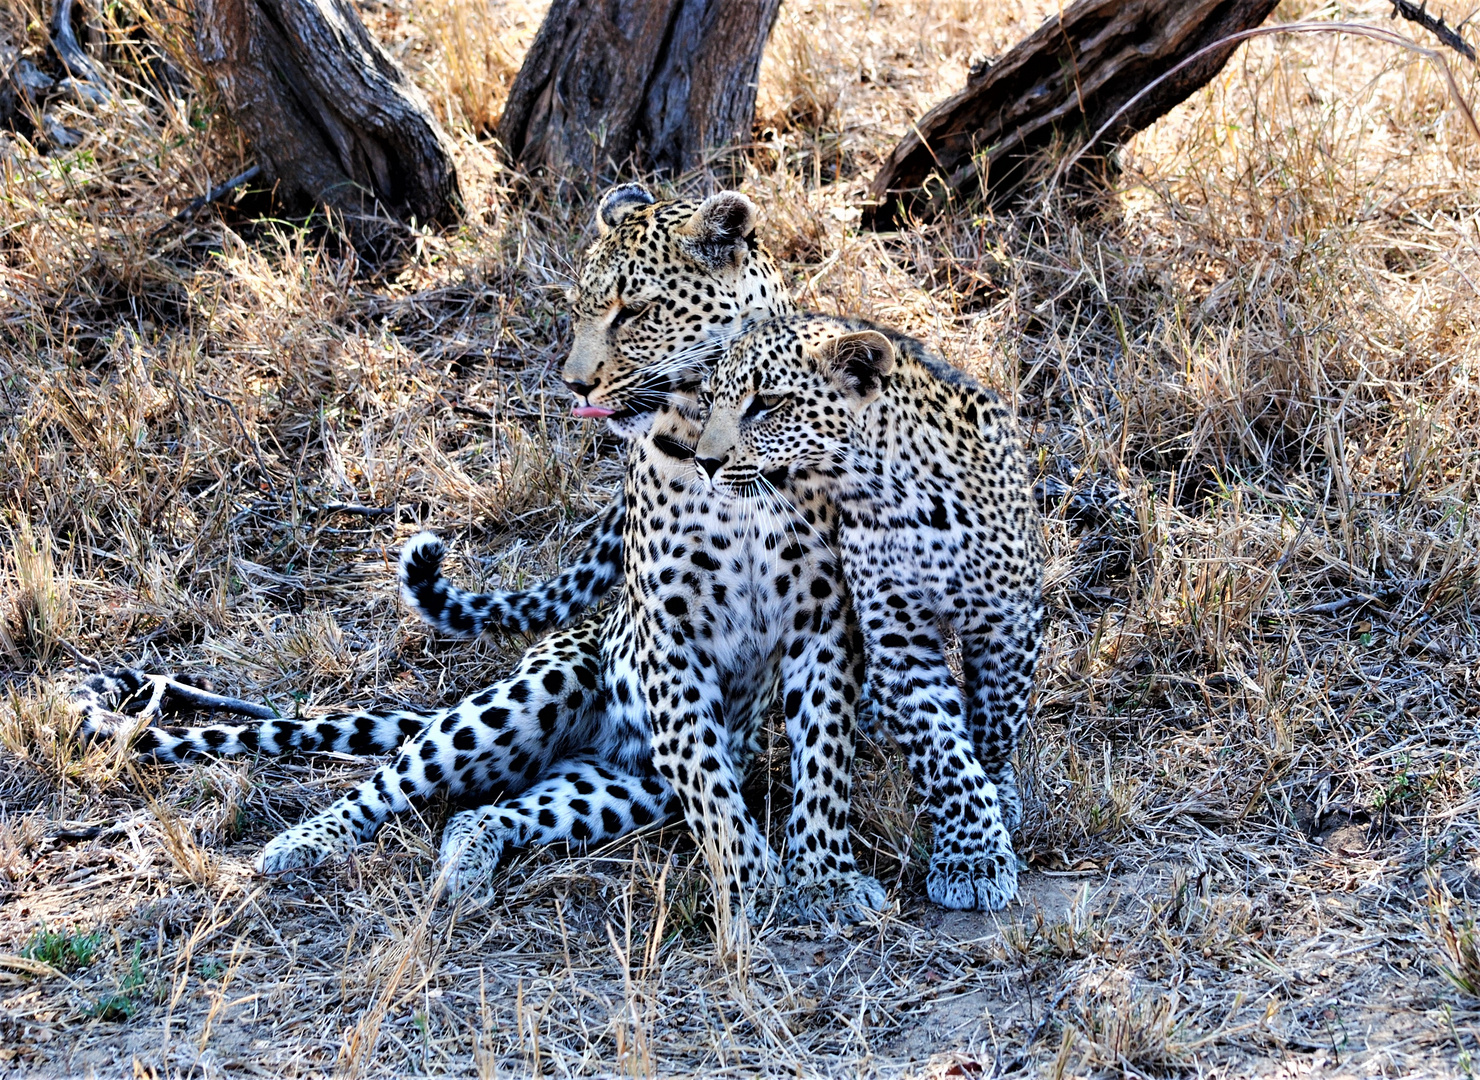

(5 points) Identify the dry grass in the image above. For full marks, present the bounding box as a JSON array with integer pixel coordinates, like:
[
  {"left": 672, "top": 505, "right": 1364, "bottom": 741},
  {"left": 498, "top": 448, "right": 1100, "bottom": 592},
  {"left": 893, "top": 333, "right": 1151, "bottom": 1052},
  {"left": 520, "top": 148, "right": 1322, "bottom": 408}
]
[{"left": 3, "top": 0, "right": 1480, "bottom": 1074}]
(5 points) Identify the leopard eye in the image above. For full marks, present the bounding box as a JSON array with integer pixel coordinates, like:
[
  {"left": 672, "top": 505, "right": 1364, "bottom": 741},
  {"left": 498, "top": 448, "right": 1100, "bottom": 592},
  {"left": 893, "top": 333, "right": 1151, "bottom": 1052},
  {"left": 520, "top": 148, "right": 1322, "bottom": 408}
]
[
  {"left": 743, "top": 393, "right": 788, "bottom": 421},
  {"left": 611, "top": 303, "right": 648, "bottom": 330}
]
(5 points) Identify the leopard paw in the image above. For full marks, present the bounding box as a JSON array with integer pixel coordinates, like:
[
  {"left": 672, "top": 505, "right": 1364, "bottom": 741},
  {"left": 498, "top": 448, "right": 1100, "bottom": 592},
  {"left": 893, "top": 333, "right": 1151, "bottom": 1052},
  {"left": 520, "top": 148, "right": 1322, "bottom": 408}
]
[
  {"left": 73, "top": 665, "right": 165, "bottom": 730},
  {"left": 926, "top": 845, "right": 1019, "bottom": 911},
  {"left": 435, "top": 808, "right": 513, "bottom": 902},
  {"left": 781, "top": 869, "right": 889, "bottom": 924},
  {"left": 256, "top": 822, "right": 353, "bottom": 874}
]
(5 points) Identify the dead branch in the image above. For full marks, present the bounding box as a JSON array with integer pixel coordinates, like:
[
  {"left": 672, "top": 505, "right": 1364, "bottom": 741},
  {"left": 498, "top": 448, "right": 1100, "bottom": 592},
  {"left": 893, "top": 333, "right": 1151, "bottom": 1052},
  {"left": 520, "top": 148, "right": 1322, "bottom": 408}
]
[{"left": 1390, "top": 0, "right": 1477, "bottom": 63}]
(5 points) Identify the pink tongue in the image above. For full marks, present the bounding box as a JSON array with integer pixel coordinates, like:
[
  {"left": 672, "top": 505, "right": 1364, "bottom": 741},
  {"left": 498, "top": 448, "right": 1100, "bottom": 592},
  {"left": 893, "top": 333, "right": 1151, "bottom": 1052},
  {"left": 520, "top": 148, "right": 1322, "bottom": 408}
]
[{"left": 572, "top": 405, "right": 616, "bottom": 419}]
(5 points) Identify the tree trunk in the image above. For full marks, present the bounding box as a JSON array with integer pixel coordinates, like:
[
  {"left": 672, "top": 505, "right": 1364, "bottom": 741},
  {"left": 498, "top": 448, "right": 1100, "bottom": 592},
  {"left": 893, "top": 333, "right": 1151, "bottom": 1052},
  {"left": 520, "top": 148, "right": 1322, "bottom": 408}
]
[
  {"left": 194, "top": 0, "right": 460, "bottom": 226},
  {"left": 864, "top": 0, "right": 1281, "bottom": 229},
  {"left": 498, "top": 0, "right": 783, "bottom": 179}
]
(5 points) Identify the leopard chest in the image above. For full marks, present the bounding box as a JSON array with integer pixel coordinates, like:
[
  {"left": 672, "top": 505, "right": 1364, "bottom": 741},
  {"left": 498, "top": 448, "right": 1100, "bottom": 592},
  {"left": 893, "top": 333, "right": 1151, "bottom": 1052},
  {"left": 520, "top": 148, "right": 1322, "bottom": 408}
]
[{"left": 631, "top": 490, "right": 805, "bottom": 648}]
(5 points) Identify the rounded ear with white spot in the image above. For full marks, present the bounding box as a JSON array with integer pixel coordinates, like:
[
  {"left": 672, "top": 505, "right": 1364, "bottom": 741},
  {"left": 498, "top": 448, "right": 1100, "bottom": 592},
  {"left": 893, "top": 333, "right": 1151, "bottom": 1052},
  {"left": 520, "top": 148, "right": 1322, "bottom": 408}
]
[
  {"left": 597, "top": 183, "right": 656, "bottom": 234},
  {"left": 815, "top": 331, "right": 896, "bottom": 408},
  {"left": 679, "top": 191, "right": 758, "bottom": 269}
]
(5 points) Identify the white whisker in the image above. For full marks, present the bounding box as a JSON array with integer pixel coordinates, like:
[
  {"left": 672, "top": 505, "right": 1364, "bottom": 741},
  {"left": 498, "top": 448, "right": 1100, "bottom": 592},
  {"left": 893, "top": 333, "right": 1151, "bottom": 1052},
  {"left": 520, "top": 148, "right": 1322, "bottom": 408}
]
[
  {"left": 635, "top": 337, "right": 726, "bottom": 379},
  {"left": 759, "top": 474, "right": 830, "bottom": 560}
]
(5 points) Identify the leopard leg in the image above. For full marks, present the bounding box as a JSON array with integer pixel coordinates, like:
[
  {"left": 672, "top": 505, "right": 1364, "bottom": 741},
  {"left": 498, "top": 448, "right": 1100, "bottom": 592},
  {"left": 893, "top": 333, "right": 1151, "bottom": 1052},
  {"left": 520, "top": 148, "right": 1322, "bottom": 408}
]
[
  {"left": 778, "top": 592, "right": 886, "bottom": 924},
  {"left": 436, "top": 754, "right": 679, "bottom": 900},
  {"left": 959, "top": 600, "right": 1042, "bottom": 835},
  {"left": 74, "top": 669, "right": 437, "bottom": 761},
  {"left": 256, "top": 612, "right": 608, "bottom": 873},
  {"left": 643, "top": 628, "right": 780, "bottom": 913},
  {"left": 857, "top": 585, "right": 1017, "bottom": 912}
]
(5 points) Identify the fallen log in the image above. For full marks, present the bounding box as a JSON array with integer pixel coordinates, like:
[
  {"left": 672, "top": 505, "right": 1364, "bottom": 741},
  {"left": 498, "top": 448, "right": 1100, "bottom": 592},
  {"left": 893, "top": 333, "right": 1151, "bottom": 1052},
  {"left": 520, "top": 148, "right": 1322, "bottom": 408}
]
[{"left": 864, "top": 0, "right": 1281, "bottom": 228}]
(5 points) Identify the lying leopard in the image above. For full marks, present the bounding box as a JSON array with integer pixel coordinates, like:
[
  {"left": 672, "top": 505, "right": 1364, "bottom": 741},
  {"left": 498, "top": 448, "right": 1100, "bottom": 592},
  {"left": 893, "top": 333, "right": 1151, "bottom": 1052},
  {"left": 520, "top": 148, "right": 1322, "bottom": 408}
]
[
  {"left": 694, "top": 313, "right": 1044, "bottom": 910},
  {"left": 76, "top": 187, "right": 884, "bottom": 920}
]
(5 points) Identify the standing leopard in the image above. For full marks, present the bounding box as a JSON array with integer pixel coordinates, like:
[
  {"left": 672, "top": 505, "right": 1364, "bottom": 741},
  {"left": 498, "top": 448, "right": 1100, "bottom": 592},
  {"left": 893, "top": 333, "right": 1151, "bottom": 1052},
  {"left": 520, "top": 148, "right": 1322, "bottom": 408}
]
[
  {"left": 75, "top": 187, "right": 884, "bottom": 920},
  {"left": 693, "top": 313, "right": 1044, "bottom": 911}
]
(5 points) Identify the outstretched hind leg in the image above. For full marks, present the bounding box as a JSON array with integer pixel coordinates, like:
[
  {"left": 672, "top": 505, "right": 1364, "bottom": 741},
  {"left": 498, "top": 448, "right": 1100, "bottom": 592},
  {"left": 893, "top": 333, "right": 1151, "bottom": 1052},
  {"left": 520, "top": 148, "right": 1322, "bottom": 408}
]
[
  {"left": 73, "top": 668, "right": 434, "bottom": 760},
  {"left": 74, "top": 668, "right": 272, "bottom": 735},
  {"left": 256, "top": 612, "right": 610, "bottom": 872}
]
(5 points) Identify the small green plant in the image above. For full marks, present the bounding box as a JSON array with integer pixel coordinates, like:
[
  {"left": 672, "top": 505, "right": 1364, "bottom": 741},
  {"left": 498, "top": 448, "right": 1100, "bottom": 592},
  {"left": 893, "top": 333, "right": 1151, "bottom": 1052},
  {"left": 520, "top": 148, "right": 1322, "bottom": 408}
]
[
  {"left": 87, "top": 992, "right": 137, "bottom": 1022},
  {"left": 22, "top": 926, "right": 102, "bottom": 972},
  {"left": 86, "top": 944, "right": 150, "bottom": 1022},
  {"left": 1374, "top": 758, "right": 1433, "bottom": 812},
  {"left": 196, "top": 956, "right": 225, "bottom": 981},
  {"left": 661, "top": 867, "right": 716, "bottom": 947}
]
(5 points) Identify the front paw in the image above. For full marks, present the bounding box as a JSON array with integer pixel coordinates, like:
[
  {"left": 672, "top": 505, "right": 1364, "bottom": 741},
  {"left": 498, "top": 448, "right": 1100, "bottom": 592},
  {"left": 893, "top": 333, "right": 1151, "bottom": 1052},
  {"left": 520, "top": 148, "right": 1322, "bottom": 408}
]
[
  {"left": 256, "top": 821, "right": 353, "bottom": 874},
  {"left": 435, "top": 808, "right": 511, "bottom": 902},
  {"left": 781, "top": 869, "right": 890, "bottom": 924},
  {"left": 926, "top": 845, "right": 1019, "bottom": 911}
]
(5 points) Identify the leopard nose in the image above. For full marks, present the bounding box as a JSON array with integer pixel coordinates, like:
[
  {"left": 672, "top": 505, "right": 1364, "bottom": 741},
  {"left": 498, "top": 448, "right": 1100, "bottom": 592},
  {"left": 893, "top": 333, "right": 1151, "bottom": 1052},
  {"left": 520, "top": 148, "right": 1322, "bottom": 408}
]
[
  {"left": 564, "top": 378, "right": 598, "bottom": 396},
  {"left": 696, "top": 454, "right": 727, "bottom": 480}
]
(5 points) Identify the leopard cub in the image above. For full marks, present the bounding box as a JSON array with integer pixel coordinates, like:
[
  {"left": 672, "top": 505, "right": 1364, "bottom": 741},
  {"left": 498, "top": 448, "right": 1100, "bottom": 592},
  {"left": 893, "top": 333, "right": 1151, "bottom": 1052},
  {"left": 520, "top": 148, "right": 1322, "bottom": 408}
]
[{"left": 695, "top": 313, "right": 1044, "bottom": 911}]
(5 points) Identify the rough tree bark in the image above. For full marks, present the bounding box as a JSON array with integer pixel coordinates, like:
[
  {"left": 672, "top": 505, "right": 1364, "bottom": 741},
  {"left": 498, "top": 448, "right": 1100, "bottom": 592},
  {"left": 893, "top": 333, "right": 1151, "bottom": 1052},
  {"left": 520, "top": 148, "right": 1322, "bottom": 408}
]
[
  {"left": 194, "top": 0, "right": 460, "bottom": 225},
  {"left": 499, "top": 0, "right": 783, "bottom": 178},
  {"left": 864, "top": 0, "right": 1282, "bottom": 228}
]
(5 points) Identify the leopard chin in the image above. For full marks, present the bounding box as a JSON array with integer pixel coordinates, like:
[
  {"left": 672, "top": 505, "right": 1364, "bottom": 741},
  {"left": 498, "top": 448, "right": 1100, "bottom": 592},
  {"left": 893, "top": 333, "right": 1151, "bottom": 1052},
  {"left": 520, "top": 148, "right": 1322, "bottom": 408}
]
[
  {"left": 715, "top": 472, "right": 761, "bottom": 499},
  {"left": 603, "top": 407, "right": 659, "bottom": 440}
]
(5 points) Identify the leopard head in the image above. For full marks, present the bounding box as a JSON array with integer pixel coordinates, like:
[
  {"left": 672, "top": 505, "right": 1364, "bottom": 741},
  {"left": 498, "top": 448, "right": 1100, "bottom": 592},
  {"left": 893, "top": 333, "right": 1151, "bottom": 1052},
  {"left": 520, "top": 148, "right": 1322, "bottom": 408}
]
[
  {"left": 695, "top": 315, "right": 896, "bottom": 495},
  {"left": 562, "top": 184, "right": 793, "bottom": 440}
]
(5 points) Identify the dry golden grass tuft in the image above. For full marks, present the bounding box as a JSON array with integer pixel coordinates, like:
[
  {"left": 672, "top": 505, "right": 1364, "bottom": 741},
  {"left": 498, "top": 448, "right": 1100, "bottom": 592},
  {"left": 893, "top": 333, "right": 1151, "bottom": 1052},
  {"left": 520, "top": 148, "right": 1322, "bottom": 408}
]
[{"left": 3, "top": 0, "right": 1480, "bottom": 1075}]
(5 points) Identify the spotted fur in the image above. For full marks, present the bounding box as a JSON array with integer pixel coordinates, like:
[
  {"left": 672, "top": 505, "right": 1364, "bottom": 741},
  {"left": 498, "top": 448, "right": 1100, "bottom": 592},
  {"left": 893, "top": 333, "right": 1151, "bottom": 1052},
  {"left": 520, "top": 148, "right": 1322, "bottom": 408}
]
[
  {"left": 695, "top": 313, "right": 1044, "bottom": 911},
  {"left": 398, "top": 499, "right": 624, "bottom": 638},
  {"left": 76, "top": 189, "right": 883, "bottom": 921},
  {"left": 397, "top": 185, "right": 792, "bottom": 638},
  {"left": 73, "top": 668, "right": 422, "bottom": 758}
]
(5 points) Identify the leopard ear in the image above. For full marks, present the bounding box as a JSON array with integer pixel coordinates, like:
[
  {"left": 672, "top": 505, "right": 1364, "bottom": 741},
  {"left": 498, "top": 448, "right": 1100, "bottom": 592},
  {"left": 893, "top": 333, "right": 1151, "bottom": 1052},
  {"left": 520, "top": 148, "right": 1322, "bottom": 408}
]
[
  {"left": 597, "top": 184, "right": 656, "bottom": 234},
  {"left": 815, "top": 330, "right": 895, "bottom": 408},
  {"left": 679, "top": 192, "right": 757, "bottom": 270}
]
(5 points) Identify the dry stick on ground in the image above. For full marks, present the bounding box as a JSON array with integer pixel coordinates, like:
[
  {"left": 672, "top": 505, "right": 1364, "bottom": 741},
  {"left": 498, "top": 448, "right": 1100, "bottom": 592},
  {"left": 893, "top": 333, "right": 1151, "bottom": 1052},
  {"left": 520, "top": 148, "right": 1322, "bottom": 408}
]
[
  {"left": 863, "top": 0, "right": 1281, "bottom": 227},
  {"left": 193, "top": 0, "right": 460, "bottom": 224},
  {"left": 173, "top": 164, "right": 262, "bottom": 223},
  {"left": 109, "top": 672, "right": 279, "bottom": 722}
]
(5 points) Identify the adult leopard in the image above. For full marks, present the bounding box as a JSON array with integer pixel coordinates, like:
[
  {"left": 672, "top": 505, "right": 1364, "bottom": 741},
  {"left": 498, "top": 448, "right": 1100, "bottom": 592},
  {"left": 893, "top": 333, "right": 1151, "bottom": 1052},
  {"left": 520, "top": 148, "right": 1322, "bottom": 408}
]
[
  {"left": 76, "top": 187, "right": 884, "bottom": 919},
  {"left": 692, "top": 313, "right": 1044, "bottom": 911}
]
